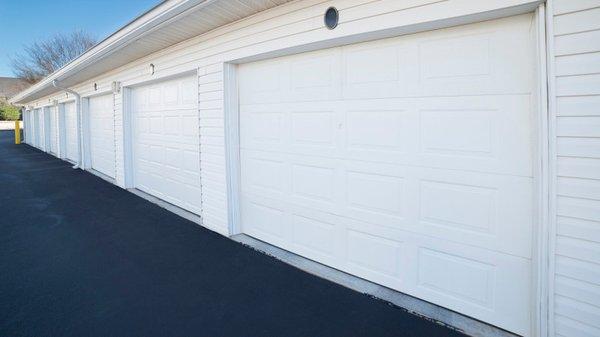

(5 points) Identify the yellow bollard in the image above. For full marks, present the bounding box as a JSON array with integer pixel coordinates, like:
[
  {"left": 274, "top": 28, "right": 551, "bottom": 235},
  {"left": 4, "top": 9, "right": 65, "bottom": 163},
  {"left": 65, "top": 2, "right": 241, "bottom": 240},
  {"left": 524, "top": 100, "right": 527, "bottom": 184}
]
[{"left": 14, "top": 120, "right": 21, "bottom": 144}]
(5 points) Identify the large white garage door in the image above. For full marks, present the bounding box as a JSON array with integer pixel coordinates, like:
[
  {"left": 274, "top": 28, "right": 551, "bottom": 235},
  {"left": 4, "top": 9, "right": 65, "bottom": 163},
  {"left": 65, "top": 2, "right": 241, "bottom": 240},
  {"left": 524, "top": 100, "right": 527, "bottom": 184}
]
[
  {"left": 131, "top": 75, "right": 201, "bottom": 215},
  {"left": 88, "top": 94, "right": 115, "bottom": 178},
  {"left": 35, "top": 109, "right": 44, "bottom": 150},
  {"left": 47, "top": 107, "right": 58, "bottom": 155},
  {"left": 64, "top": 102, "right": 78, "bottom": 162},
  {"left": 239, "top": 15, "right": 534, "bottom": 336}
]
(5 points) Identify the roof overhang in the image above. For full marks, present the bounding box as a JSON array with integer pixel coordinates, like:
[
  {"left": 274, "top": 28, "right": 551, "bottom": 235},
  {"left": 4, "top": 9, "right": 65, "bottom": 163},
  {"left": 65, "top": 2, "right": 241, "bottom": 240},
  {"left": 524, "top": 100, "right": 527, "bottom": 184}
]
[{"left": 11, "top": 0, "right": 291, "bottom": 104}]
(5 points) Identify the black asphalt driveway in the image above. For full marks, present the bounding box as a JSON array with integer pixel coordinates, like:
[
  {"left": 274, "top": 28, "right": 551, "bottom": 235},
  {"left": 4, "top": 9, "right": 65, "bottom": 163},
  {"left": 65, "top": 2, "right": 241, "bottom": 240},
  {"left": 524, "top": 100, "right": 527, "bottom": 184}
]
[{"left": 0, "top": 131, "right": 466, "bottom": 337}]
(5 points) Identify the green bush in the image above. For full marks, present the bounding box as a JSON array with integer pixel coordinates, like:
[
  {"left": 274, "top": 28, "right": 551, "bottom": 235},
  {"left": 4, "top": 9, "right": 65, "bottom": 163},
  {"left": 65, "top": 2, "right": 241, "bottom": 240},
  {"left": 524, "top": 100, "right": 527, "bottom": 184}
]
[{"left": 0, "top": 103, "right": 21, "bottom": 121}]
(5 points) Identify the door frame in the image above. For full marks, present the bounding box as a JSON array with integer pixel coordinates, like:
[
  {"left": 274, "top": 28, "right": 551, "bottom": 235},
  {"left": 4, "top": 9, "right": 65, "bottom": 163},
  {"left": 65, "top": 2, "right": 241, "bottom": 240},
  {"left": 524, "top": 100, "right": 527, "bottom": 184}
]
[{"left": 223, "top": 6, "right": 551, "bottom": 337}]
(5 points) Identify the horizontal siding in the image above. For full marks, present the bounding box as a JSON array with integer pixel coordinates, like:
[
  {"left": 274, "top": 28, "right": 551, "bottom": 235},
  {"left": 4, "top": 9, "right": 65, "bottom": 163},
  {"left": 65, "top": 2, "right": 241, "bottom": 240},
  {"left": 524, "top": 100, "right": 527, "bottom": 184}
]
[
  {"left": 554, "top": 29, "right": 600, "bottom": 55},
  {"left": 553, "top": 6, "right": 600, "bottom": 35},
  {"left": 553, "top": 0, "right": 600, "bottom": 15},
  {"left": 555, "top": 275, "right": 600, "bottom": 307},
  {"left": 557, "top": 216, "right": 600, "bottom": 243},
  {"left": 552, "top": 1, "right": 600, "bottom": 336},
  {"left": 557, "top": 95, "right": 600, "bottom": 117},
  {"left": 555, "top": 314, "right": 600, "bottom": 337},
  {"left": 555, "top": 51, "right": 600, "bottom": 76},
  {"left": 556, "top": 73, "right": 600, "bottom": 96}
]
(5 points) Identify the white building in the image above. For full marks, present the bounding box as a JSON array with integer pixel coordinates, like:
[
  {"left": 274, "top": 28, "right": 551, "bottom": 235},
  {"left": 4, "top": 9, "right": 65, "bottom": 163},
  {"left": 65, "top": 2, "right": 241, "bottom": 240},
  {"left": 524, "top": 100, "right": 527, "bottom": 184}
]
[{"left": 11, "top": 1, "right": 600, "bottom": 336}]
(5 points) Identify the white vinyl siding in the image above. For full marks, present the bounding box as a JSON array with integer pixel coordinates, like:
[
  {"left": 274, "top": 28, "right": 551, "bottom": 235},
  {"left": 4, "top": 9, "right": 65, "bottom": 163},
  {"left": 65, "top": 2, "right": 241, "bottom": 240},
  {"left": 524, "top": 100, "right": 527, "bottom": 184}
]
[{"left": 551, "top": 1, "right": 600, "bottom": 336}]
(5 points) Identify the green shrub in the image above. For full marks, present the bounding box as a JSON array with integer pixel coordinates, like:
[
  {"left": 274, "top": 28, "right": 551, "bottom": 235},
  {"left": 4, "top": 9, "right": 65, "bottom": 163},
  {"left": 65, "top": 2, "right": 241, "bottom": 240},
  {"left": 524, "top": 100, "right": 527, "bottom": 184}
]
[{"left": 0, "top": 103, "right": 21, "bottom": 121}]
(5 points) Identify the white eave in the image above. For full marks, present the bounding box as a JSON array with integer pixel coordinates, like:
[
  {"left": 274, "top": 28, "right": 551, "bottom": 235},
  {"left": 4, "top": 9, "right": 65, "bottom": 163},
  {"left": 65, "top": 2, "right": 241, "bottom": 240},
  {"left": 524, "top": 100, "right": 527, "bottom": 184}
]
[{"left": 10, "top": 0, "right": 292, "bottom": 104}]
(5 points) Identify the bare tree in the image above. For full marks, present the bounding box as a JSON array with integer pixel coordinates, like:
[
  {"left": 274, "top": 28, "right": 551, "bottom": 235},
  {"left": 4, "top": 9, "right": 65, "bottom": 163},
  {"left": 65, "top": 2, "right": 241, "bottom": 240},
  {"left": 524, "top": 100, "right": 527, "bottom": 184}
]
[{"left": 11, "top": 31, "right": 97, "bottom": 84}]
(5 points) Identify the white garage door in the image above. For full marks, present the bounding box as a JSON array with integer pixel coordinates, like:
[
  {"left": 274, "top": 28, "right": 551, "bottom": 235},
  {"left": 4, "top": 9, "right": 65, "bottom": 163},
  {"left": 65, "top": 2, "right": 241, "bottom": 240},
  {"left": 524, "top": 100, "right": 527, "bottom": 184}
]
[
  {"left": 238, "top": 15, "right": 534, "bottom": 336},
  {"left": 131, "top": 75, "right": 201, "bottom": 214},
  {"left": 35, "top": 109, "right": 44, "bottom": 150},
  {"left": 24, "top": 111, "right": 31, "bottom": 144},
  {"left": 47, "top": 107, "right": 58, "bottom": 155},
  {"left": 64, "top": 102, "right": 78, "bottom": 162},
  {"left": 88, "top": 94, "right": 115, "bottom": 178},
  {"left": 30, "top": 110, "right": 37, "bottom": 146}
]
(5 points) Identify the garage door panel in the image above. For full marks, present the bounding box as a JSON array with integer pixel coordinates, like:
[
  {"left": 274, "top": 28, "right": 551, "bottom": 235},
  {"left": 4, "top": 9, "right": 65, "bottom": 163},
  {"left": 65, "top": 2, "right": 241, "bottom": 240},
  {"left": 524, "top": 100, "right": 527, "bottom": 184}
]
[
  {"left": 416, "top": 169, "right": 533, "bottom": 258},
  {"left": 239, "top": 61, "right": 285, "bottom": 105},
  {"left": 132, "top": 75, "right": 201, "bottom": 214},
  {"left": 242, "top": 156, "right": 286, "bottom": 197},
  {"left": 240, "top": 49, "right": 342, "bottom": 105},
  {"left": 240, "top": 14, "right": 535, "bottom": 335},
  {"left": 242, "top": 148, "right": 532, "bottom": 257},
  {"left": 136, "top": 140, "right": 199, "bottom": 172},
  {"left": 241, "top": 96, "right": 532, "bottom": 177},
  {"left": 242, "top": 199, "right": 287, "bottom": 242},
  {"left": 413, "top": 242, "right": 531, "bottom": 331},
  {"left": 342, "top": 14, "right": 533, "bottom": 100},
  {"left": 240, "top": 105, "right": 285, "bottom": 149},
  {"left": 414, "top": 95, "right": 533, "bottom": 176},
  {"left": 290, "top": 213, "right": 340, "bottom": 261},
  {"left": 245, "top": 196, "right": 531, "bottom": 333},
  {"left": 289, "top": 51, "right": 342, "bottom": 101}
]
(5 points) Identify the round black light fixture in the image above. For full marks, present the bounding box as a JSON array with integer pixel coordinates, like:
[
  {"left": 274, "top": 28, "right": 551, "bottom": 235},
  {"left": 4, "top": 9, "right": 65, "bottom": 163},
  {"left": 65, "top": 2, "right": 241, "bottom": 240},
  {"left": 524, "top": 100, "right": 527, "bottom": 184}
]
[{"left": 324, "top": 7, "right": 338, "bottom": 30}]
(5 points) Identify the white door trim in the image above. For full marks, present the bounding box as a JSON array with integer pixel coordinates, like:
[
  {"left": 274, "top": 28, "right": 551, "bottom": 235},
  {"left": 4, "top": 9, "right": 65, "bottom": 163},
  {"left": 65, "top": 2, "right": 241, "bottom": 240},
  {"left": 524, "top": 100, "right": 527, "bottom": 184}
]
[
  {"left": 223, "top": 8, "right": 552, "bottom": 337},
  {"left": 544, "top": 1, "right": 557, "bottom": 336},
  {"left": 532, "top": 4, "right": 551, "bottom": 337}
]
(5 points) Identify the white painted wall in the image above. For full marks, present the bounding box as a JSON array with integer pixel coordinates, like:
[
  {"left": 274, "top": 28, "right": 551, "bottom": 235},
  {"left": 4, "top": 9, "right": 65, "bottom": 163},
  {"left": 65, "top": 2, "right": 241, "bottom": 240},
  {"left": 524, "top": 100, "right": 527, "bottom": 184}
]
[{"left": 548, "top": 1, "right": 600, "bottom": 336}]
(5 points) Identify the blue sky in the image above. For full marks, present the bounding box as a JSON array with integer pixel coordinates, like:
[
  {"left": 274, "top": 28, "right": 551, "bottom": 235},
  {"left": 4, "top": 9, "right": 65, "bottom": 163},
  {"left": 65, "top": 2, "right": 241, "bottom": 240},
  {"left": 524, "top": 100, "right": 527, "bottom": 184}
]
[{"left": 0, "top": 0, "right": 161, "bottom": 77}]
